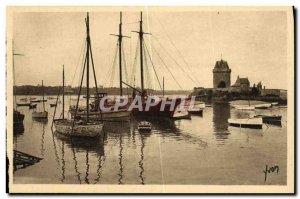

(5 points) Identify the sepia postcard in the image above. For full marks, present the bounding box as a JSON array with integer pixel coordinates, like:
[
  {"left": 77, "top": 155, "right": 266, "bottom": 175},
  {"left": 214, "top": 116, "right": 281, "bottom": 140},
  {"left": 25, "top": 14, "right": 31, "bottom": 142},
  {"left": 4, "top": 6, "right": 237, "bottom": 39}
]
[{"left": 7, "top": 6, "right": 294, "bottom": 194}]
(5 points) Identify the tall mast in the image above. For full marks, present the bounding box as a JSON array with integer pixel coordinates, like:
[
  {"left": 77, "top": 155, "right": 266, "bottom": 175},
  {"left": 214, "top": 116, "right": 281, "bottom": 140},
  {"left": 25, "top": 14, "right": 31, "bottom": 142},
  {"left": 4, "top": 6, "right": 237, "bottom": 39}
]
[
  {"left": 119, "top": 12, "right": 123, "bottom": 96},
  {"left": 12, "top": 43, "right": 24, "bottom": 109},
  {"left": 132, "top": 12, "right": 150, "bottom": 96},
  {"left": 62, "top": 65, "right": 65, "bottom": 119},
  {"left": 163, "top": 76, "right": 165, "bottom": 97},
  {"left": 110, "top": 12, "right": 130, "bottom": 96},
  {"left": 13, "top": 46, "right": 16, "bottom": 109},
  {"left": 139, "top": 12, "right": 144, "bottom": 94},
  {"left": 42, "top": 80, "right": 45, "bottom": 112},
  {"left": 86, "top": 13, "right": 90, "bottom": 122}
]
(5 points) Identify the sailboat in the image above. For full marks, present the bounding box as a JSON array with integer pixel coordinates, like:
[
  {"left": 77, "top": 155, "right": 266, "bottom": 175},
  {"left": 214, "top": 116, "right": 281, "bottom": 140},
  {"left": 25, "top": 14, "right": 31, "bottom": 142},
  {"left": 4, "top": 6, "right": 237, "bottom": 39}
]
[
  {"left": 54, "top": 13, "right": 104, "bottom": 137},
  {"left": 69, "top": 12, "right": 131, "bottom": 121},
  {"left": 127, "top": 12, "right": 182, "bottom": 117},
  {"left": 12, "top": 46, "right": 25, "bottom": 127},
  {"left": 32, "top": 80, "right": 48, "bottom": 119}
]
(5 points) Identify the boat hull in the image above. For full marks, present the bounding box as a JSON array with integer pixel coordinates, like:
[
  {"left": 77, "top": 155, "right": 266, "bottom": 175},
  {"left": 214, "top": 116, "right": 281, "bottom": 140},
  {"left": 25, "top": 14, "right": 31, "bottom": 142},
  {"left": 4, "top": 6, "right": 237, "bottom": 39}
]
[
  {"left": 13, "top": 111, "right": 24, "bottom": 125},
  {"left": 32, "top": 111, "right": 48, "bottom": 119},
  {"left": 131, "top": 98, "right": 181, "bottom": 118},
  {"left": 255, "top": 115, "right": 282, "bottom": 125},
  {"left": 54, "top": 120, "right": 103, "bottom": 137},
  {"left": 16, "top": 103, "right": 31, "bottom": 107},
  {"left": 228, "top": 118, "right": 263, "bottom": 129},
  {"left": 70, "top": 109, "right": 131, "bottom": 121}
]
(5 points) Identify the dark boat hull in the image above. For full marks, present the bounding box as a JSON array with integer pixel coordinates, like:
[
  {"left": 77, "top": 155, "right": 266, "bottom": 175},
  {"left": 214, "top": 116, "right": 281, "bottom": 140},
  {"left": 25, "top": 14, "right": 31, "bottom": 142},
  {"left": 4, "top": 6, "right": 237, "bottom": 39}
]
[
  {"left": 13, "top": 111, "right": 24, "bottom": 125},
  {"left": 131, "top": 98, "right": 181, "bottom": 118},
  {"left": 229, "top": 123, "right": 263, "bottom": 129},
  {"left": 255, "top": 115, "right": 282, "bottom": 124},
  {"left": 16, "top": 103, "right": 31, "bottom": 107}
]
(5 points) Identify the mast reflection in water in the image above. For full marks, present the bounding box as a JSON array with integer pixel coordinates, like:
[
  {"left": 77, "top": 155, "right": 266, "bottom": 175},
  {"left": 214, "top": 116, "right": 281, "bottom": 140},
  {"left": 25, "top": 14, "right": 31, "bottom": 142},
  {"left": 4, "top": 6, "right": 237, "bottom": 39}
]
[{"left": 13, "top": 96, "right": 287, "bottom": 185}]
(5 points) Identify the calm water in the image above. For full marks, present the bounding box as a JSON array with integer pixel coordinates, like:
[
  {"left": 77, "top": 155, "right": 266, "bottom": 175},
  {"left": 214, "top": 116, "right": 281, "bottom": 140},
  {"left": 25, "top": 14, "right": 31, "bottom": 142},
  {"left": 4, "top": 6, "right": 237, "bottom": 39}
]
[{"left": 13, "top": 96, "right": 287, "bottom": 185}]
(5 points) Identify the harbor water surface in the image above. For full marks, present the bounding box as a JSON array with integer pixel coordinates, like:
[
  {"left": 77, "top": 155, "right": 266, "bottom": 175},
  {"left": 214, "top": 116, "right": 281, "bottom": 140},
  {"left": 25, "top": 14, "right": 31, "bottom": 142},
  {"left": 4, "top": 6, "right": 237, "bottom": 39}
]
[{"left": 13, "top": 96, "right": 287, "bottom": 185}]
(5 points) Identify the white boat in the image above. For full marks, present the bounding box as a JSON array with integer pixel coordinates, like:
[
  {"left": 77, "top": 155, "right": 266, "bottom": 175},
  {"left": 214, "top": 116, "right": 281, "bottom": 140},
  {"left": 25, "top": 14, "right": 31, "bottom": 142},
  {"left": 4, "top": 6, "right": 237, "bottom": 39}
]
[
  {"left": 184, "top": 100, "right": 205, "bottom": 114},
  {"left": 254, "top": 103, "right": 272, "bottom": 109},
  {"left": 138, "top": 121, "right": 152, "bottom": 131},
  {"left": 53, "top": 14, "right": 103, "bottom": 138},
  {"left": 271, "top": 102, "right": 279, "bottom": 106},
  {"left": 234, "top": 105, "right": 255, "bottom": 111},
  {"left": 54, "top": 119, "right": 103, "bottom": 137},
  {"left": 172, "top": 109, "right": 191, "bottom": 120},
  {"left": 228, "top": 117, "right": 263, "bottom": 129},
  {"left": 69, "top": 106, "right": 130, "bottom": 121},
  {"left": 32, "top": 80, "right": 48, "bottom": 119}
]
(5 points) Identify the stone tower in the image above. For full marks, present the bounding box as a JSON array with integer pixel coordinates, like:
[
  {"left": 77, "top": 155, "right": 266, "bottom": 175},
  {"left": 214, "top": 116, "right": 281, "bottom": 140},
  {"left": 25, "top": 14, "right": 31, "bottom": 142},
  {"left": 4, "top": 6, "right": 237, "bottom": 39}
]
[{"left": 213, "top": 59, "right": 231, "bottom": 89}]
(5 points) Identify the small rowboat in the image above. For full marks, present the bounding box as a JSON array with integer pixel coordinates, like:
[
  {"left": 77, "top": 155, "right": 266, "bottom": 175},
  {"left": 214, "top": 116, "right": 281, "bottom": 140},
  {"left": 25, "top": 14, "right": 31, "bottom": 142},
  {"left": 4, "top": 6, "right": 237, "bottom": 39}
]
[
  {"left": 32, "top": 111, "right": 48, "bottom": 119},
  {"left": 138, "top": 121, "right": 152, "bottom": 131},
  {"left": 254, "top": 103, "right": 272, "bottom": 109},
  {"left": 30, "top": 99, "right": 47, "bottom": 103},
  {"left": 16, "top": 103, "right": 31, "bottom": 107},
  {"left": 172, "top": 110, "right": 191, "bottom": 120},
  {"left": 228, "top": 117, "right": 263, "bottom": 129},
  {"left": 50, "top": 103, "right": 57, "bottom": 107},
  {"left": 234, "top": 105, "right": 255, "bottom": 111}
]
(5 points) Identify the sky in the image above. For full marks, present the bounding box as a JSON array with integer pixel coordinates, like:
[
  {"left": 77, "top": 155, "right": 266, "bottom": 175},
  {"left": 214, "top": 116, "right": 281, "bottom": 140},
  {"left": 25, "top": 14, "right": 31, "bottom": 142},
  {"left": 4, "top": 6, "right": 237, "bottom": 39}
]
[{"left": 12, "top": 8, "right": 289, "bottom": 90}]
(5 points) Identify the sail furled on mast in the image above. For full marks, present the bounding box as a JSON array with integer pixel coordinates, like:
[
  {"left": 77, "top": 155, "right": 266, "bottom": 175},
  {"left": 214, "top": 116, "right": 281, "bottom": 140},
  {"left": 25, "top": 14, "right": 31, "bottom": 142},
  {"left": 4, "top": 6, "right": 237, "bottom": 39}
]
[{"left": 110, "top": 12, "right": 130, "bottom": 96}]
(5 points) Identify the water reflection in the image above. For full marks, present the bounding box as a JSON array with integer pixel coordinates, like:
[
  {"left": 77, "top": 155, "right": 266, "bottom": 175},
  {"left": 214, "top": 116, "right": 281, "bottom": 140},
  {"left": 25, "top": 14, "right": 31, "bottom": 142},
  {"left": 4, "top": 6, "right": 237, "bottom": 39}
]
[
  {"left": 13, "top": 124, "right": 24, "bottom": 138},
  {"left": 13, "top": 95, "right": 287, "bottom": 185},
  {"left": 40, "top": 123, "right": 46, "bottom": 157},
  {"left": 139, "top": 134, "right": 145, "bottom": 185},
  {"left": 32, "top": 118, "right": 48, "bottom": 124},
  {"left": 118, "top": 136, "right": 124, "bottom": 184},
  {"left": 54, "top": 132, "right": 105, "bottom": 184},
  {"left": 213, "top": 103, "right": 231, "bottom": 144}
]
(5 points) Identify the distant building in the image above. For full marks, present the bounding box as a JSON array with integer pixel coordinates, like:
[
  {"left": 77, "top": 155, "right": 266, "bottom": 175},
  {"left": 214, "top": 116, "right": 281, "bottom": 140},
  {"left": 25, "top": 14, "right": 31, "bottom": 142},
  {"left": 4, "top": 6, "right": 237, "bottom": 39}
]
[
  {"left": 213, "top": 59, "right": 231, "bottom": 89},
  {"left": 65, "top": 86, "right": 73, "bottom": 94},
  {"left": 231, "top": 76, "right": 250, "bottom": 93},
  {"left": 261, "top": 88, "right": 287, "bottom": 100},
  {"left": 192, "top": 87, "right": 205, "bottom": 96}
]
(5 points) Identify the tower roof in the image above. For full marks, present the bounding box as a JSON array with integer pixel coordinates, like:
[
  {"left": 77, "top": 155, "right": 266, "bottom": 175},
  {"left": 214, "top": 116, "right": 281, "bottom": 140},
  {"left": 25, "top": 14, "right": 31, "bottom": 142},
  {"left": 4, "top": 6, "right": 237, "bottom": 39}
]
[{"left": 213, "top": 59, "right": 231, "bottom": 72}]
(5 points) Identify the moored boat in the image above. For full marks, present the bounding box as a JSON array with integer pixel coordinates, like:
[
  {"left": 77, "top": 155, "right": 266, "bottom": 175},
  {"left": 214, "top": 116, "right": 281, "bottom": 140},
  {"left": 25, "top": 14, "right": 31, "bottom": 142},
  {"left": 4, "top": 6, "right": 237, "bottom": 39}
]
[
  {"left": 13, "top": 110, "right": 24, "bottom": 126},
  {"left": 54, "top": 119, "right": 103, "bottom": 137},
  {"left": 254, "top": 103, "right": 272, "bottom": 109},
  {"left": 53, "top": 13, "right": 103, "bottom": 138},
  {"left": 172, "top": 109, "right": 191, "bottom": 120},
  {"left": 32, "top": 80, "right": 48, "bottom": 119},
  {"left": 32, "top": 111, "right": 48, "bottom": 118},
  {"left": 228, "top": 117, "right": 263, "bottom": 129},
  {"left": 254, "top": 114, "right": 282, "bottom": 124},
  {"left": 234, "top": 105, "right": 255, "bottom": 111},
  {"left": 16, "top": 103, "right": 31, "bottom": 107},
  {"left": 138, "top": 121, "right": 152, "bottom": 131}
]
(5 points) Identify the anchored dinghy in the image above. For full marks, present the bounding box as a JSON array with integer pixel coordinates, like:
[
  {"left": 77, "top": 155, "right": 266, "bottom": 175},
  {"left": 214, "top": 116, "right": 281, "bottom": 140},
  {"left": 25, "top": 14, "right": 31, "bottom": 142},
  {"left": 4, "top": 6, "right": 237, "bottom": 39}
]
[{"left": 228, "top": 117, "right": 263, "bottom": 129}]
